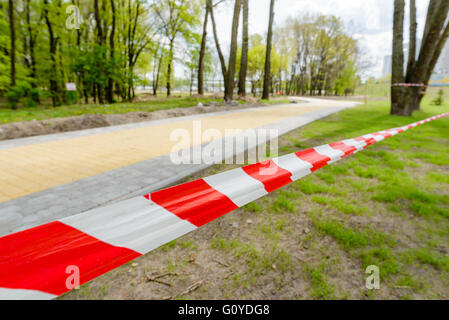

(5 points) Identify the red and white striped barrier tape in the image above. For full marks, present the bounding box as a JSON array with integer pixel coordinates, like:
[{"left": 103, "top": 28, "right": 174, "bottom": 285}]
[
  {"left": 0, "top": 112, "right": 448, "bottom": 300},
  {"left": 391, "top": 83, "right": 428, "bottom": 87}
]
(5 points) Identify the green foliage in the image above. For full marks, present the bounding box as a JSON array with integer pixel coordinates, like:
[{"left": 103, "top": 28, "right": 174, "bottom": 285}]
[
  {"left": 0, "top": 8, "right": 10, "bottom": 93},
  {"left": 432, "top": 89, "right": 444, "bottom": 106},
  {"left": 7, "top": 82, "right": 41, "bottom": 109},
  {"left": 278, "top": 14, "right": 359, "bottom": 96},
  {"left": 0, "top": 0, "right": 203, "bottom": 105}
]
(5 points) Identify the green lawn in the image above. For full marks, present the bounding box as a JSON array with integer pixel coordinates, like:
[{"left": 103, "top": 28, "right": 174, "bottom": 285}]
[
  {"left": 62, "top": 98, "right": 449, "bottom": 300},
  {"left": 0, "top": 96, "right": 223, "bottom": 124},
  {"left": 0, "top": 95, "right": 291, "bottom": 125}
]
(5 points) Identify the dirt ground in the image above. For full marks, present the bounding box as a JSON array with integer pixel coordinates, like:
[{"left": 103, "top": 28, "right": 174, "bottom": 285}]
[{"left": 0, "top": 99, "right": 296, "bottom": 141}]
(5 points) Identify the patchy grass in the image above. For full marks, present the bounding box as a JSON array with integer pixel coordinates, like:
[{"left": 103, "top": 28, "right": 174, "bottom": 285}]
[
  {"left": 408, "top": 248, "right": 449, "bottom": 272},
  {"left": 305, "top": 263, "right": 336, "bottom": 299},
  {"left": 0, "top": 96, "right": 224, "bottom": 124},
  {"left": 61, "top": 98, "right": 449, "bottom": 300}
]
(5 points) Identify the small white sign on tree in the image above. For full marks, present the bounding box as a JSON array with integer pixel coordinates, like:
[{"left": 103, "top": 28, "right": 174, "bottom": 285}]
[{"left": 66, "top": 83, "right": 77, "bottom": 91}]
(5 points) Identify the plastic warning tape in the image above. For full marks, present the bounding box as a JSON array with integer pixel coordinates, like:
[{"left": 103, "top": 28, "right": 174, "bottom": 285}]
[
  {"left": 0, "top": 112, "right": 448, "bottom": 300},
  {"left": 391, "top": 83, "right": 428, "bottom": 87}
]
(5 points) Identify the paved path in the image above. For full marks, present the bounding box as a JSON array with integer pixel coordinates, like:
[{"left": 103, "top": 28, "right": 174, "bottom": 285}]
[{"left": 0, "top": 97, "right": 359, "bottom": 236}]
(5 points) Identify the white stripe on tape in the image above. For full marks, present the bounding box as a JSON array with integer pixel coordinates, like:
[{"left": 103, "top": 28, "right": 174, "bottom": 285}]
[
  {"left": 204, "top": 168, "right": 268, "bottom": 207},
  {"left": 273, "top": 153, "right": 313, "bottom": 181},
  {"left": 341, "top": 138, "right": 367, "bottom": 151},
  {"left": 62, "top": 197, "right": 197, "bottom": 254},
  {"left": 363, "top": 134, "right": 384, "bottom": 142},
  {"left": 0, "top": 288, "right": 57, "bottom": 300},
  {"left": 314, "top": 145, "right": 345, "bottom": 163}
]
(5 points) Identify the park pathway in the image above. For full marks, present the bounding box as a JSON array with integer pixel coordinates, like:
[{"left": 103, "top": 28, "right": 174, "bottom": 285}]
[{"left": 0, "top": 97, "right": 359, "bottom": 236}]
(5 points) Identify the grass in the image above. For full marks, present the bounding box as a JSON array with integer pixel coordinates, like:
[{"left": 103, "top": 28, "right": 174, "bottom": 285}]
[
  {"left": 312, "top": 217, "right": 396, "bottom": 250},
  {"left": 413, "top": 249, "right": 449, "bottom": 272},
  {"left": 305, "top": 263, "right": 336, "bottom": 299},
  {"left": 210, "top": 238, "right": 293, "bottom": 282},
  {"left": 0, "top": 96, "right": 221, "bottom": 124}
]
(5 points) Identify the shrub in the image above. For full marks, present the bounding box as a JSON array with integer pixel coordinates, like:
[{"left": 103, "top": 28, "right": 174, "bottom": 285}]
[
  {"left": 431, "top": 89, "right": 444, "bottom": 106},
  {"left": 7, "top": 82, "right": 41, "bottom": 109}
]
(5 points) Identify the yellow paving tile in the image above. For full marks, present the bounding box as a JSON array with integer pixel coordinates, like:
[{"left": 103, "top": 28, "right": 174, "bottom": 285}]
[{"left": 0, "top": 104, "right": 332, "bottom": 202}]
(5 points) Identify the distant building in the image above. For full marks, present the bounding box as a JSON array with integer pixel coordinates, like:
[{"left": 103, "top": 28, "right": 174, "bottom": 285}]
[
  {"left": 429, "top": 74, "right": 449, "bottom": 87},
  {"left": 382, "top": 55, "right": 392, "bottom": 78},
  {"left": 382, "top": 39, "right": 447, "bottom": 79},
  {"left": 435, "top": 42, "right": 449, "bottom": 74}
]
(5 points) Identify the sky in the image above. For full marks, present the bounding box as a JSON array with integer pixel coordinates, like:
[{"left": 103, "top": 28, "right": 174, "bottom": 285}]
[{"left": 206, "top": 0, "right": 430, "bottom": 79}]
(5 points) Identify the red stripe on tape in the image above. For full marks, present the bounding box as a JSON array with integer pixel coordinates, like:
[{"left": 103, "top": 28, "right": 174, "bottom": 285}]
[
  {"left": 295, "top": 148, "right": 331, "bottom": 171},
  {"left": 387, "top": 128, "right": 404, "bottom": 134},
  {"left": 355, "top": 136, "right": 376, "bottom": 148},
  {"left": 150, "top": 179, "right": 238, "bottom": 227},
  {"left": 242, "top": 160, "right": 293, "bottom": 193},
  {"left": 0, "top": 222, "right": 141, "bottom": 295},
  {"left": 329, "top": 142, "right": 357, "bottom": 158}
]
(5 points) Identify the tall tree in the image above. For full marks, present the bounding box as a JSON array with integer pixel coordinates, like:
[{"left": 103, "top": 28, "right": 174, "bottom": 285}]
[
  {"left": 107, "top": 0, "right": 117, "bottom": 103},
  {"left": 197, "top": 0, "right": 209, "bottom": 95},
  {"left": 262, "top": 0, "right": 275, "bottom": 100},
  {"left": 224, "top": 0, "right": 242, "bottom": 103},
  {"left": 8, "top": 0, "right": 15, "bottom": 87},
  {"left": 391, "top": 0, "right": 449, "bottom": 116},
  {"left": 407, "top": 0, "right": 417, "bottom": 74},
  {"left": 238, "top": 0, "right": 249, "bottom": 96},
  {"left": 154, "top": 0, "right": 198, "bottom": 97},
  {"left": 23, "top": 0, "right": 39, "bottom": 87},
  {"left": 43, "top": 0, "right": 61, "bottom": 107},
  {"left": 127, "top": 0, "right": 152, "bottom": 100},
  {"left": 152, "top": 44, "right": 165, "bottom": 96},
  {"left": 209, "top": 0, "right": 227, "bottom": 88},
  {"left": 94, "top": 0, "right": 105, "bottom": 104},
  {"left": 391, "top": 0, "right": 405, "bottom": 115}
]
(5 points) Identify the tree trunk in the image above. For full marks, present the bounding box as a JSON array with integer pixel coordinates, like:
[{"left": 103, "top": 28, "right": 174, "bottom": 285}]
[
  {"left": 391, "top": 0, "right": 406, "bottom": 116},
  {"left": 414, "top": 1, "right": 449, "bottom": 84},
  {"left": 209, "top": 0, "right": 227, "bottom": 88},
  {"left": 128, "top": 65, "right": 133, "bottom": 101},
  {"left": 423, "top": 20, "right": 449, "bottom": 89},
  {"left": 44, "top": 0, "right": 61, "bottom": 107},
  {"left": 25, "top": 0, "right": 38, "bottom": 89},
  {"left": 167, "top": 40, "right": 174, "bottom": 97},
  {"left": 224, "top": 0, "right": 242, "bottom": 103},
  {"left": 94, "top": 0, "right": 104, "bottom": 104},
  {"left": 153, "top": 55, "right": 162, "bottom": 96},
  {"left": 238, "top": 0, "right": 249, "bottom": 96},
  {"left": 190, "top": 70, "right": 194, "bottom": 96},
  {"left": 422, "top": 0, "right": 440, "bottom": 42},
  {"left": 8, "top": 0, "right": 15, "bottom": 87},
  {"left": 392, "top": 0, "right": 449, "bottom": 115},
  {"left": 197, "top": 3, "right": 209, "bottom": 96},
  {"left": 107, "top": 0, "right": 116, "bottom": 103},
  {"left": 406, "top": 0, "right": 417, "bottom": 76},
  {"left": 262, "top": 0, "right": 275, "bottom": 100}
]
